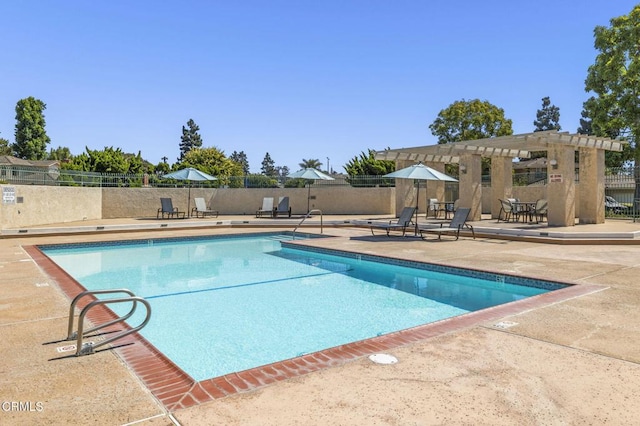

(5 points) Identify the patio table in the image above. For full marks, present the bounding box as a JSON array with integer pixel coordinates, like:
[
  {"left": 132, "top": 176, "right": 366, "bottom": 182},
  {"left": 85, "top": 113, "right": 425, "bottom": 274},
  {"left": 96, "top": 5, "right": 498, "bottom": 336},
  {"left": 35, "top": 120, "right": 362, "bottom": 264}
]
[
  {"left": 511, "top": 201, "right": 537, "bottom": 223},
  {"left": 432, "top": 201, "right": 455, "bottom": 219}
]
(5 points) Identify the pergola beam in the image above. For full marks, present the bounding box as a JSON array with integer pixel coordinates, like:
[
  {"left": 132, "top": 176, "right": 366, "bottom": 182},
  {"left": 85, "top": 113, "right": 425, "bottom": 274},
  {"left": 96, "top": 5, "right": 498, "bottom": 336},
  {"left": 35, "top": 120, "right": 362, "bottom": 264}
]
[{"left": 374, "top": 130, "right": 625, "bottom": 162}]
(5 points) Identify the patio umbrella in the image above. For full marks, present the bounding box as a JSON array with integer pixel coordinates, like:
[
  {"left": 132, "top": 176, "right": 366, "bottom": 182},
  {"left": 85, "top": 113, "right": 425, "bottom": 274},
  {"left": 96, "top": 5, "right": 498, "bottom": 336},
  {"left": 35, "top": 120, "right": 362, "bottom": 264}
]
[
  {"left": 384, "top": 163, "right": 458, "bottom": 235},
  {"left": 288, "top": 168, "right": 335, "bottom": 213},
  {"left": 162, "top": 167, "right": 217, "bottom": 217}
]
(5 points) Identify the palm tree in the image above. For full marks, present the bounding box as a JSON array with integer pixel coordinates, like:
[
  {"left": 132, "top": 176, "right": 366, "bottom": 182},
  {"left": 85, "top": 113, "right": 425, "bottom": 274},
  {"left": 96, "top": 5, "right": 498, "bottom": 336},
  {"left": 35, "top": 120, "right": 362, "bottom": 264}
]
[{"left": 299, "top": 158, "right": 323, "bottom": 170}]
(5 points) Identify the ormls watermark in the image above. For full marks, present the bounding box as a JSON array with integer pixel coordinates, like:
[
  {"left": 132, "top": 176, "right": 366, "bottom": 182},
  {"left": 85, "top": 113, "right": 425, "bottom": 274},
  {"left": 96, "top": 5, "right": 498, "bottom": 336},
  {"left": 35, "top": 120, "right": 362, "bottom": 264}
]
[{"left": 2, "top": 401, "right": 44, "bottom": 412}]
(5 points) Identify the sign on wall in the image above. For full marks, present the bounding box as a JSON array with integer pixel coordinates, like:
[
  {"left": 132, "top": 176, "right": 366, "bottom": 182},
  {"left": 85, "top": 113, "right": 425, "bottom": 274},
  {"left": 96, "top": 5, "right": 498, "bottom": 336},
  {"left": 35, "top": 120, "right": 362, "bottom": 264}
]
[
  {"left": 549, "top": 174, "right": 563, "bottom": 183},
  {"left": 2, "top": 187, "right": 16, "bottom": 204}
]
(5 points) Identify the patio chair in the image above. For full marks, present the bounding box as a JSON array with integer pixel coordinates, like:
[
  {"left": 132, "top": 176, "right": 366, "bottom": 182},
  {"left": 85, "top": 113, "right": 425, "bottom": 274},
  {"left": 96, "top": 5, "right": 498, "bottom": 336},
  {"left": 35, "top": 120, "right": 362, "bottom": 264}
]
[
  {"left": 191, "top": 197, "right": 219, "bottom": 218},
  {"left": 419, "top": 207, "right": 475, "bottom": 241},
  {"left": 443, "top": 199, "right": 459, "bottom": 220},
  {"left": 427, "top": 198, "right": 439, "bottom": 218},
  {"left": 157, "top": 197, "right": 186, "bottom": 219},
  {"left": 274, "top": 196, "right": 292, "bottom": 218},
  {"left": 370, "top": 206, "right": 416, "bottom": 237},
  {"left": 256, "top": 197, "right": 275, "bottom": 218},
  {"left": 497, "top": 199, "right": 519, "bottom": 222},
  {"left": 531, "top": 199, "right": 548, "bottom": 223}
]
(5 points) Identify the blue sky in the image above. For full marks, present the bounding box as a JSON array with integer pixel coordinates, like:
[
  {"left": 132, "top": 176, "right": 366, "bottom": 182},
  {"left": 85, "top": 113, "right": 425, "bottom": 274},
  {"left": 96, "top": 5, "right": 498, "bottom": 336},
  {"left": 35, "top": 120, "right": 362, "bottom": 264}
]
[{"left": 1, "top": 1, "right": 637, "bottom": 173}]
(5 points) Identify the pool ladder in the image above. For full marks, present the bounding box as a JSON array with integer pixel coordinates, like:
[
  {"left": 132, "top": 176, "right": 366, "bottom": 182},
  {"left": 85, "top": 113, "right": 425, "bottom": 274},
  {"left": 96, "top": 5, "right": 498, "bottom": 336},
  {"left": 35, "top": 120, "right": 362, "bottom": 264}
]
[
  {"left": 65, "top": 289, "right": 151, "bottom": 356},
  {"left": 292, "top": 209, "right": 323, "bottom": 239}
]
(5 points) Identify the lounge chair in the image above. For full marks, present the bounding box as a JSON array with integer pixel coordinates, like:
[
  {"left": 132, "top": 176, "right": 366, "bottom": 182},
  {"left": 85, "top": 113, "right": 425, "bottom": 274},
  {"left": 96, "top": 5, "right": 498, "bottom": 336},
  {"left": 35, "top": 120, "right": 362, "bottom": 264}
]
[
  {"left": 419, "top": 207, "right": 475, "bottom": 240},
  {"left": 531, "top": 199, "right": 548, "bottom": 223},
  {"left": 370, "top": 206, "right": 416, "bottom": 237},
  {"left": 256, "top": 197, "right": 275, "bottom": 218},
  {"left": 191, "top": 197, "right": 219, "bottom": 218},
  {"left": 157, "top": 197, "right": 186, "bottom": 219},
  {"left": 274, "top": 196, "right": 292, "bottom": 218}
]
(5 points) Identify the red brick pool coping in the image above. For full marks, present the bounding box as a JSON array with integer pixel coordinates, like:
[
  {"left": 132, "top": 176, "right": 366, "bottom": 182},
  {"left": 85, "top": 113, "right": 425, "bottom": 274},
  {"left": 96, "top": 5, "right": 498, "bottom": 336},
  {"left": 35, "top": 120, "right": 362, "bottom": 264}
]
[{"left": 25, "top": 245, "right": 604, "bottom": 411}]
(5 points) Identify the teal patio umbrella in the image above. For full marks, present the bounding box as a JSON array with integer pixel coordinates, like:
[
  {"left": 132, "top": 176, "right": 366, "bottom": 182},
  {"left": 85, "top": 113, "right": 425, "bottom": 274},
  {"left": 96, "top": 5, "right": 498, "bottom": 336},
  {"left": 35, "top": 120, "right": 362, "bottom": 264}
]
[
  {"left": 163, "top": 167, "right": 217, "bottom": 217},
  {"left": 384, "top": 163, "right": 458, "bottom": 235},
  {"left": 288, "top": 168, "right": 335, "bottom": 213}
]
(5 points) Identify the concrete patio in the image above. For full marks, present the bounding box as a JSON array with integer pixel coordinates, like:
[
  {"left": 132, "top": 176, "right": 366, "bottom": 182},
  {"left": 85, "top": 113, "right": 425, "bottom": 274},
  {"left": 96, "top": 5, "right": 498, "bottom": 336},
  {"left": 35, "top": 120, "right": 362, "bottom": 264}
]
[{"left": 1, "top": 215, "right": 639, "bottom": 425}]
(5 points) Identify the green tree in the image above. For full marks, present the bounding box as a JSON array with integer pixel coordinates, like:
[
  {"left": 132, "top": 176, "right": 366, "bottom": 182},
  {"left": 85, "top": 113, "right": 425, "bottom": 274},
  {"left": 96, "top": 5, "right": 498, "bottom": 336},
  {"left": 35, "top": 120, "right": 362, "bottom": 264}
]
[
  {"left": 229, "top": 150, "right": 250, "bottom": 174},
  {"left": 0, "top": 134, "right": 11, "bottom": 156},
  {"left": 47, "top": 146, "right": 73, "bottom": 161},
  {"left": 583, "top": 5, "right": 640, "bottom": 170},
  {"left": 155, "top": 161, "right": 170, "bottom": 174},
  {"left": 345, "top": 149, "right": 395, "bottom": 176},
  {"left": 577, "top": 106, "right": 633, "bottom": 168},
  {"left": 125, "top": 152, "right": 146, "bottom": 174},
  {"left": 299, "top": 158, "right": 323, "bottom": 170},
  {"left": 533, "top": 96, "right": 561, "bottom": 132},
  {"left": 64, "top": 146, "right": 129, "bottom": 173},
  {"left": 180, "top": 147, "right": 243, "bottom": 186},
  {"left": 13, "top": 97, "right": 51, "bottom": 160},
  {"left": 275, "top": 165, "right": 290, "bottom": 178},
  {"left": 529, "top": 96, "right": 562, "bottom": 159},
  {"left": 344, "top": 149, "right": 396, "bottom": 187},
  {"left": 178, "top": 119, "right": 203, "bottom": 161},
  {"left": 261, "top": 152, "right": 277, "bottom": 176},
  {"left": 429, "top": 99, "right": 513, "bottom": 144},
  {"left": 429, "top": 99, "right": 513, "bottom": 174}
]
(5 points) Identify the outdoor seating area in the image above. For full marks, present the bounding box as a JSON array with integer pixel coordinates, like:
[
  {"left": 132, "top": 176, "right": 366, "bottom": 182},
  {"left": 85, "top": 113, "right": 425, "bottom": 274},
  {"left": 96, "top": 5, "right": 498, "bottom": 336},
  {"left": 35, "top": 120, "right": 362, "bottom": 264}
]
[{"left": 498, "top": 198, "right": 547, "bottom": 224}]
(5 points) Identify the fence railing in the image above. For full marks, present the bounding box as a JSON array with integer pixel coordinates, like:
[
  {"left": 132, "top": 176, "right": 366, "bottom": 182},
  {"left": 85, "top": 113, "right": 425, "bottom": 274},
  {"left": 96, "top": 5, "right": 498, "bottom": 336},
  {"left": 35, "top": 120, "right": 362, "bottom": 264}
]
[
  {"left": 0, "top": 166, "right": 398, "bottom": 188},
  {"left": 1, "top": 164, "right": 637, "bottom": 192}
]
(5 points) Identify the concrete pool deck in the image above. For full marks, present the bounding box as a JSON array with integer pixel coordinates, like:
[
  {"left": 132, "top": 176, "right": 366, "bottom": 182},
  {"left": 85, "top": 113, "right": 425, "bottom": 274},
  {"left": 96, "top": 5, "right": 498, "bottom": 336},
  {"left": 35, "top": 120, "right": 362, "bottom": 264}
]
[{"left": 2, "top": 215, "right": 640, "bottom": 425}]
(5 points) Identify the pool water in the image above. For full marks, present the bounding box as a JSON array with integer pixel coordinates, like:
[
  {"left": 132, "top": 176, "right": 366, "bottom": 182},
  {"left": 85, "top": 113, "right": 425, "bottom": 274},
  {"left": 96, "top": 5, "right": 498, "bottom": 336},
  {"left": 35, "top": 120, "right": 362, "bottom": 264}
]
[{"left": 41, "top": 234, "right": 556, "bottom": 381}]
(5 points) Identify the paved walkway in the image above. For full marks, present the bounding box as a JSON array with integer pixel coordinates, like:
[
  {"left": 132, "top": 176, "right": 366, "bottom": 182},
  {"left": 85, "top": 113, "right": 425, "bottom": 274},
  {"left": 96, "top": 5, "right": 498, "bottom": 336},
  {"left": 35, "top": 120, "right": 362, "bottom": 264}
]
[{"left": 1, "top": 217, "right": 640, "bottom": 425}]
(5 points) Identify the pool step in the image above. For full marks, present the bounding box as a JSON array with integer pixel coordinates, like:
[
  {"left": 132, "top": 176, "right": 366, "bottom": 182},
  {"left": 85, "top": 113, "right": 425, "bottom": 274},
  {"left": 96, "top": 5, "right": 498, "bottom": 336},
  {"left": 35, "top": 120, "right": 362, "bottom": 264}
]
[{"left": 265, "top": 235, "right": 295, "bottom": 241}]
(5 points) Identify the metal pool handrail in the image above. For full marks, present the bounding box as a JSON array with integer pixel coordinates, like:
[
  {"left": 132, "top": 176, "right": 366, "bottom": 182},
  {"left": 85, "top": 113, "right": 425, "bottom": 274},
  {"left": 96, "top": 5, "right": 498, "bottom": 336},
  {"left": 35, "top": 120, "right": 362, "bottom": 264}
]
[
  {"left": 66, "top": 289, "right": 151, "bottom": 356},
  {"left": 292, "top": 209, "right": 323, "bottom": 239}
]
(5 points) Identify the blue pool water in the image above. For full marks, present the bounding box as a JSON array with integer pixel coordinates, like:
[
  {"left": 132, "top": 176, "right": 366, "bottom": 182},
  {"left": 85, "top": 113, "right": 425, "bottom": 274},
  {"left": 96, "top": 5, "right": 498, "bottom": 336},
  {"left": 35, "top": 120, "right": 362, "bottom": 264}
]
[{"left": 40, "top": 233, "right": 561, "bottom": 381}]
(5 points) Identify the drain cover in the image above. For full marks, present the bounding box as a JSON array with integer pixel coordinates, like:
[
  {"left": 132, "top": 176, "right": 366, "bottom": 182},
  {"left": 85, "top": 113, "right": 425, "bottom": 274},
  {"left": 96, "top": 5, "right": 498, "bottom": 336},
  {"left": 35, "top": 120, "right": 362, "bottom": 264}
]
[{"left": 368, "top": 353, "right": 398, "bottom": 364}]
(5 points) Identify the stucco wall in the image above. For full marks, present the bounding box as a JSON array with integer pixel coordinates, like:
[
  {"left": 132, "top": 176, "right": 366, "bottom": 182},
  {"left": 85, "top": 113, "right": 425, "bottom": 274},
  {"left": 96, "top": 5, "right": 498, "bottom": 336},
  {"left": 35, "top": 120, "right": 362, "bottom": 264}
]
[
  {"left": 0, "top": 185, "right": 102, "bottom": 228},
  {"left": 101, "top": 186, "right": 395, "bottom": 218},
  {"left": 1, "top": 183, "right": 585, "bottom": 229}
]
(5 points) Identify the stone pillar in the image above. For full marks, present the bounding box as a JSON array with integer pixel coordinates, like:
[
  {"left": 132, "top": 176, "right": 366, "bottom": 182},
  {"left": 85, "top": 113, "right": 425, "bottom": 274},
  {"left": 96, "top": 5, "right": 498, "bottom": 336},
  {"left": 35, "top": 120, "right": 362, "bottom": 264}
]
[
  {"left": 490, "top": 157, "right": 514, "bottom": 219},
  {"left": 459, "top": 154, "right": 482, "bottom": 221},
  {"left": 578, "top": 148, "right": 605, "bottom": 224},
  {"left": 547, "top": 146, "right": 576, "bottom": 226},
  {"left": 395, "top": 160, "right": 414, "bottom": 217}
]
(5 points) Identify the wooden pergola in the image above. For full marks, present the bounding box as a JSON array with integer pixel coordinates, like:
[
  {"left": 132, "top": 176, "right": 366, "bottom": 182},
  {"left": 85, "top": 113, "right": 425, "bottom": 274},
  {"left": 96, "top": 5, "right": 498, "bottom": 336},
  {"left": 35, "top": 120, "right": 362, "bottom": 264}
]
[{"left": 375, "top": 131, "right": 627, "bottom": 226}]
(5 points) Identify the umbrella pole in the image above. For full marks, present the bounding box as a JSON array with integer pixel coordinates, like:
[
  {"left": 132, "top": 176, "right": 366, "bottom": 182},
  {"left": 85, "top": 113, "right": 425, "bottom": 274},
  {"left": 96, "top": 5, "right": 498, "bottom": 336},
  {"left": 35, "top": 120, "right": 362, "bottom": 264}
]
[
  {"left": 187, "top": 184, "right": 191, "bottom": 218},
  {"left": 414, "top": 180, "right": 419, "bottom": 236},
  {"left": 307, "top": 183, "right": 311, "bottom": 213}
]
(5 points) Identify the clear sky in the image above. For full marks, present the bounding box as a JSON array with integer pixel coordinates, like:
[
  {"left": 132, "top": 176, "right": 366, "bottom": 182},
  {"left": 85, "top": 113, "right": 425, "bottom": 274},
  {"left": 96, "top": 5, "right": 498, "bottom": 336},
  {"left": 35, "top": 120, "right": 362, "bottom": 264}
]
[{"left": 1, "top": 1, "right": 637, "bottom": 174}]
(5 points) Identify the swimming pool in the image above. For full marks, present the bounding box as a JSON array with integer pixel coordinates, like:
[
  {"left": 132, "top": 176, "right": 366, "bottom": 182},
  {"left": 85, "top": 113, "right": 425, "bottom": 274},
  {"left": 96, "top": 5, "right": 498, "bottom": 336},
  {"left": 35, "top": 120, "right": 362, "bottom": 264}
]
[{"left": 39, "top": 233, "right": 564, "bottom": 381}]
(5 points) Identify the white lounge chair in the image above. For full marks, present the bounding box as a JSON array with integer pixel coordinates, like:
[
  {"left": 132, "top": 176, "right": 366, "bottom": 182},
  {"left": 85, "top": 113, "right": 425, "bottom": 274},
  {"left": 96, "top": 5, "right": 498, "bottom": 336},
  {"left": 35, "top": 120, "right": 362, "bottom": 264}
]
[
  {"left": 191, "top": 197, "right": 219, "bottom": 218},
  {"left": 256, "top": 197, "right": 275, "bottom": 218}
]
